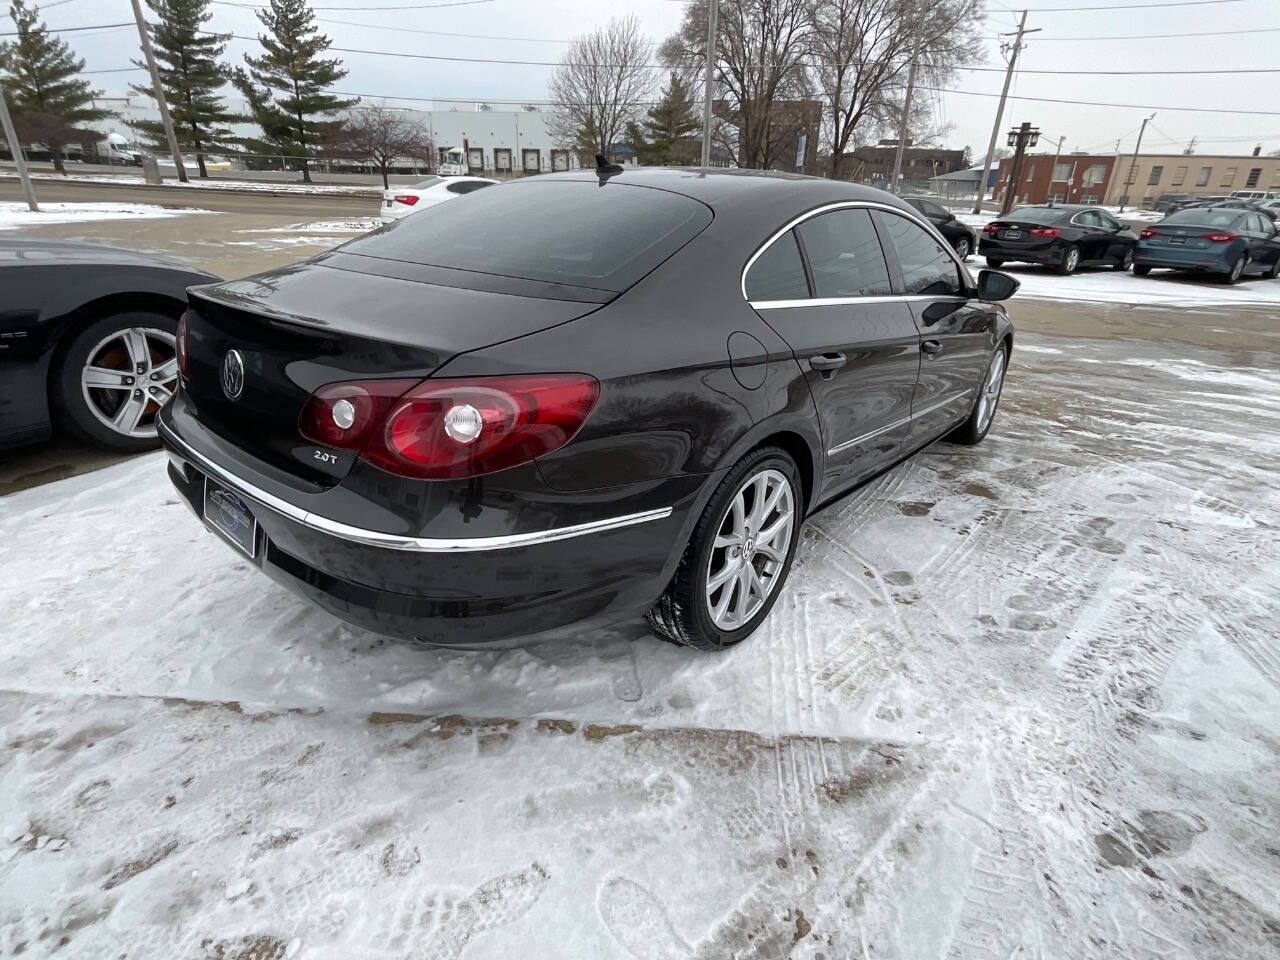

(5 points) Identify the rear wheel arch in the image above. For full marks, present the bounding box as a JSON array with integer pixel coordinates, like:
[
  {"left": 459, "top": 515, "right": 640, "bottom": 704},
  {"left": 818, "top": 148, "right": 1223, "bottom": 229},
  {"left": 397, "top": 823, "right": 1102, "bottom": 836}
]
[
  {"left": 48, "top": 292, "right": 187, "bottom": 389},
  {"left": 752, "top": 429, "right": 816, "bottom": 515}
]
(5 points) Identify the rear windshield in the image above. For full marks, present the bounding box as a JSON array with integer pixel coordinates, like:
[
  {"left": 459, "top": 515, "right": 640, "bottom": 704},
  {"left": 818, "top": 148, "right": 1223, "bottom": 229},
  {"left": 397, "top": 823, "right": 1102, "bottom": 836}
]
[
  {"left": 1002, "top": 207, "right": 1069, "bottom": 225},
  {"left": 345, "top": 181, "right": 712, "bottom": 292},
  {"left": 1161, "top": 209, "right": 1242, "bottom": 228},
  {"left": 411, "top": 177, "right": 442, "bottom": 189}
]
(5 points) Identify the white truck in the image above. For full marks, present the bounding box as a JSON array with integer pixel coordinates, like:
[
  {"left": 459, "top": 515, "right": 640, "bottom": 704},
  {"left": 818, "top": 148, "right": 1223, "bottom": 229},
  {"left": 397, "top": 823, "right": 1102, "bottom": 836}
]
[
  {"left": 82, "top": 133, "right": 142, "bottom": 166},
  {"left": 437, "top": 146, "right": 467, "bottom": 176}
]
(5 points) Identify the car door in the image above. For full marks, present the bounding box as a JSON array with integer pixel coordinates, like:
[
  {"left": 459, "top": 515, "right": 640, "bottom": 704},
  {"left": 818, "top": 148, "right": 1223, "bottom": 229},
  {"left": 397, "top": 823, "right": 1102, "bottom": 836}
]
[
  {"left": 1071, "top": 209, "right": 1108, "bottom": 262},
  {"left": 871, "top": 209, "right": 997, "bottom": 449},
  {"left": 1244, "top": 214, "right": 1275, "bottom": 270},
  {"left": 1097, "top": 210, "right": 1134, "bottom": 263},
  {"left": 745, "top": 206, "right": 921, "bottom": 501}
]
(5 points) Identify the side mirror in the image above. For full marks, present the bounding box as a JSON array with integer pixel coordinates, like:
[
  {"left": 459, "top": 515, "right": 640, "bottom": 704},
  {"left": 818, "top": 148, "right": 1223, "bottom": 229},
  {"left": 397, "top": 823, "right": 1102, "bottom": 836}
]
[{"left": 977, "top": 269, "right": 1019, "bottom": 302}]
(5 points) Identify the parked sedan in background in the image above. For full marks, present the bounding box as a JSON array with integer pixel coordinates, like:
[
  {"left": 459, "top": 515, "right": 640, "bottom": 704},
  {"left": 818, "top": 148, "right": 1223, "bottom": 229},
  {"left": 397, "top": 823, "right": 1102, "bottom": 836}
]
[
  {"left": 162, "top": 169, "right": 1016, "bottom": 651},
  {"left": 979, "top": 204, "right": 1136, "bottom": 274},
  {"left": 1152, "top": 193, "right": 1191, "bottom": 213},
  {"left": 0, "top": 238, "right": 218, "bottom": 452},
  {"left": 1167, "top": 195, "right": 1231, "bottom": 214},
  {"left": 1134, "top": 207, "right": 1280, "bottom": 283},
  {"left": 379, "top": 175, "right": 497, "bottom": 221},
  {"left": 903, "top": 196, "right": 977, "bottom": 259}
]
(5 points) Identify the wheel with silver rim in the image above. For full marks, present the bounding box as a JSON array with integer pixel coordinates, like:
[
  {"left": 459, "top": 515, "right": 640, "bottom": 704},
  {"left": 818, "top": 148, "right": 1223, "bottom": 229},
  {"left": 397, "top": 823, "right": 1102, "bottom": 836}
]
[
  {"left": 54, "top": 310, "right": 180, "bottom": 451},
  {"left": 647, "top": 447, "right": 803, "bottom": 650},
  {"left": 1221, "top": 254, "right": 1246, "bottom": 284},
  {"left": 954, "top": 237, "right": 971, "bottom": 260},
  {"left": 949, "top": 343, "right": 1009, "bottom": 446},
  {"left": 1057, "top": 244, "right": 1081, "bottom": 275},
  {"left": 704, "top": 468, "right": 795, "bottom": 631},
  {"left": 1114, "top": 248, "right": 1134, "bottom": 271}
]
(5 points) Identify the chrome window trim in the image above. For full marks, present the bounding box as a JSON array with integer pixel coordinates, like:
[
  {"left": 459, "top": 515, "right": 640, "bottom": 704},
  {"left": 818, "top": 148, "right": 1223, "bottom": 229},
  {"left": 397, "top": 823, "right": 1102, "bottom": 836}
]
[
  {"left": 751, "top": 294, "right": 969, "bottom": 310},
  {"left": 160, "top": 422, "right": 673, "bottom": 553},
  {"left": 741, "top": 199, "right": 969, "bottom": 302},
  {"left": 826, "top": 390, "right": 972, "bottom": 457}
]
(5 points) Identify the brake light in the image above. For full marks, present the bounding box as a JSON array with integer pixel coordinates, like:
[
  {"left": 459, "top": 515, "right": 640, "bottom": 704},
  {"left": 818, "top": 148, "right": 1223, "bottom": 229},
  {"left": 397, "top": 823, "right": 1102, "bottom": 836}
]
[
  {"left": 983, "top": 223, "right": 999, "bottom": 234},
  {"left": 176, "top": 310, "right": 190, "bottom": 378},
  {"left": 392, "top": 194, "right": 420, "bottom": 206},
  {"left": 1139, "top": 228, "right": 1157, "bottom": 239},
  {"left": 1201, "top": 232, "right": 1235, "bottom": 243},
  {"left": 299, "top": 375, "right": 600, "bottom": 480},
  {"left": 1029, "top": 227, "right": 1059, "bottom": 238}
]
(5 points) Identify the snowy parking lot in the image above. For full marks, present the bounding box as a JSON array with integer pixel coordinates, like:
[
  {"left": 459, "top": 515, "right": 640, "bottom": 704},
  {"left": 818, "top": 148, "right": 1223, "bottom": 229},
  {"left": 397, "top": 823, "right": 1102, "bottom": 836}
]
[{"left": 3, "top": 324, "right": 1279, "bottom": 958}]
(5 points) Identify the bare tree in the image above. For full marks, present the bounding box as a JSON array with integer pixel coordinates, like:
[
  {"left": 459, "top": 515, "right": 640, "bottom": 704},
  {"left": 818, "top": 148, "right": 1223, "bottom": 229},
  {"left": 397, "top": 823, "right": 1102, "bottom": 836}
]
[
  {"left": 548, "top": 16, "right": 653, "bottom": 163},
  {"left": 660, "top": 0, "right": 813, "bottom": 171},
  {"left": 330, "top": 101, "right": 432, "bottom": 187},
  {"left": 812, "top": 0, "right": 983, "bottom": 180}
]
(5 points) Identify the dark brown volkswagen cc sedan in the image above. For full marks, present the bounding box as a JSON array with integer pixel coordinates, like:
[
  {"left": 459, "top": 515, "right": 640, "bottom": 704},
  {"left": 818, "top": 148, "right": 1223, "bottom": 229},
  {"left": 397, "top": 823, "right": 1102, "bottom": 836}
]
[{"left": 160, "top": 169, "right": 1016, "bottom": 651}]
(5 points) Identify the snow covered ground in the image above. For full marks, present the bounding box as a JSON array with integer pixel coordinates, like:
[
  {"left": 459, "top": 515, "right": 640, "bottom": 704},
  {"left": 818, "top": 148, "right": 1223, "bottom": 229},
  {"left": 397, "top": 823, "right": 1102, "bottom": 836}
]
[
  {"left": 1, "top": 172, "right": 379, "bottom": 195},
  {"left": 2, "top": 332, "right": 1280, "bottom": 959},
  {"left": 0, "top": 201, "right": 211, "bottom": 231}
]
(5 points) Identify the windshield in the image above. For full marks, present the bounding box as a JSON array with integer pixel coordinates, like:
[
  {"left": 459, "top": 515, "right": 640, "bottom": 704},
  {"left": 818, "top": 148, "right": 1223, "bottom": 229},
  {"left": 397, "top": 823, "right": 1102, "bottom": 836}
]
[
  {"left": 1001, "top": 207, "right": 1070, "bottom": 225},
  {"left": 344, "top": 181, "right": 712, "bottom": 292},
  {"left": 1161, "top": 209, "right": 1242, "bottom": 228}
]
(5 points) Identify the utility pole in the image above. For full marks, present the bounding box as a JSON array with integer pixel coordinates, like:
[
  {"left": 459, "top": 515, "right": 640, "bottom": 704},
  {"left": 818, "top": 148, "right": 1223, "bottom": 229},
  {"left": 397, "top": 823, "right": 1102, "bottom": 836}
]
[
  {"left": 0, "top": 82, "right": 38, "bottom": 211},
  {"left": 699, "top": 0, "right": 719, "bottom": 168},
  {"left": 1118, "top": 112, "right": 1155, "bottom": 213},
  {"left": 890, "top": 33, "right": 922, "bottom": 195},
  {"left": 1001, "top": 121, "right": 1039, "bottom": 215},
  {"left": 1047, "top": 133, "right": 1065, "bottom": 203},
  {"left": 130, "top": 0, "right": 188, "bottom": 183},
  {"left": 972, "top": 10, "right": 1039, "bottom": 215}
]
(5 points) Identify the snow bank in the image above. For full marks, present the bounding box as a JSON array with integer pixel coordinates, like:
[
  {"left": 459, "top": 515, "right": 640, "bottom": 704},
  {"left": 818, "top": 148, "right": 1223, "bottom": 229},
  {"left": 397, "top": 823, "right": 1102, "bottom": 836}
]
[{"left": 0, "top": 201, "right": 212, "bottom": 231}]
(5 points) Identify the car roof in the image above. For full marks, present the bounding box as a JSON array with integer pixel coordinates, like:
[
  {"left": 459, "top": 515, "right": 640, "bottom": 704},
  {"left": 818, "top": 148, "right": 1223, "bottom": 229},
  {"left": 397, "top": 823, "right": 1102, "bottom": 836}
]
[{"left": 522, "top": 167, "right": 919, "bottom": 218}]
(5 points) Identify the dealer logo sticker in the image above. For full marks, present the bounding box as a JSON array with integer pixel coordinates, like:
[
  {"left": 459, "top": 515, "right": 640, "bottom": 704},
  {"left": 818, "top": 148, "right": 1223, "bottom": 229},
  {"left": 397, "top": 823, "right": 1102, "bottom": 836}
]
[{"left": 221, "top": 349, "right": 245, "bottom": 400}]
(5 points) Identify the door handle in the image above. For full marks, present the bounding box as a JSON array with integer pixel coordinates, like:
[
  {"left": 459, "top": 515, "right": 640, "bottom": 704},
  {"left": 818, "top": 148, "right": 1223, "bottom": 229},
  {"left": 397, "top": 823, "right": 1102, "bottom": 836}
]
[
  {"left": 921, "top": 340, "right": 943, "bottom": 356},
  {"left": 809, "top": 352, "right": 847, "bottom": 377}
]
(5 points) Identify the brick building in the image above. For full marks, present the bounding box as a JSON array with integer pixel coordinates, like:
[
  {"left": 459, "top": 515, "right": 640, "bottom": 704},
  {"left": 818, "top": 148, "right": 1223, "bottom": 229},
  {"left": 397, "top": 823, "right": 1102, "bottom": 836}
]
[{"left": 994, "top": 151, "right": 1280, "bottom": 208}]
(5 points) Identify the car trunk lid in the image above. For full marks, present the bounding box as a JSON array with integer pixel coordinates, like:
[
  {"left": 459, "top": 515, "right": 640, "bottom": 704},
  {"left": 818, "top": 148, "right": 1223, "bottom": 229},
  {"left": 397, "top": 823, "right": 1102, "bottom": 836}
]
[
  {"left": 182, "top": 257, "right": 607, "bottom": 485},
  {"left": 1138, "top": 225, "right": 1223, "bottom": 250}
]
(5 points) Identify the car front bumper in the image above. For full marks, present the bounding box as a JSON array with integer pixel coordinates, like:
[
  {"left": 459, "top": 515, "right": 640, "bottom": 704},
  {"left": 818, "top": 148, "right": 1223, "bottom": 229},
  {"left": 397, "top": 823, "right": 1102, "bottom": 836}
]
[{"left": 158, "top": 406, "right": 702, "bottom": 646}]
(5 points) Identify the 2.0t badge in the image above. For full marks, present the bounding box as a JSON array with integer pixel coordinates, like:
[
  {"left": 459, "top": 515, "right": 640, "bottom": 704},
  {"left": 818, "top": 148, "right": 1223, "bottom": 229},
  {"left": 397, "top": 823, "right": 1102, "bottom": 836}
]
[{"left": 220, "top": 349, "right": 245, "bottom": 400}]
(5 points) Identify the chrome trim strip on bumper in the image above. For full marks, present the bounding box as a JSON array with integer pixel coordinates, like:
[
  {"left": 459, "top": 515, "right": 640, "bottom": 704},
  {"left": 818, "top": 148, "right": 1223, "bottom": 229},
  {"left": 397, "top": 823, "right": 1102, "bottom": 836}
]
[
  {"left": 826, "top": 390, "right": 973, "bottom": 457},
  {"left": 159, "top": 421, "right": 673, "bottom": 553}
]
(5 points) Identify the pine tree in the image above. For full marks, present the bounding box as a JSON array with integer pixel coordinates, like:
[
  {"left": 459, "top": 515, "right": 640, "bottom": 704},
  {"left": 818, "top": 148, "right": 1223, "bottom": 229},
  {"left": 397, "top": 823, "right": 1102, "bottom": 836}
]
[
  {"left": 233, "top": 0, "right": 355, "bottom": 183},
  {"left": 642, "top": 73, "right": 699, "bottom": 166},
  {"left": 0, "top": 0, "right": 110, "bottom": 174},
  {"left": 128, "top": 0, "right": 239, "bottom": 178}
]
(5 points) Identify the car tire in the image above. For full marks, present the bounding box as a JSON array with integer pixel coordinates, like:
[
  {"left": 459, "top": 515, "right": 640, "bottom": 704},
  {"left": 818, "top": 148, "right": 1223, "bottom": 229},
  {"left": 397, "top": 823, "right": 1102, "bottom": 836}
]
[
  {"left": 954, "top": 237, "right": 971, "bottom": 260},
  {"left": 1267, "top": 256, "right": 1280, "bottom": 280},
  {"left": 1133, "top": 264, "right": 1152, "bottom": 277},
  {"left": 948, "top": 341, "right": 1009, "bottom": 446},
  {"left": 1056, "top": 244, "right": 1081, "bottom": 275},
  {"left": 1114, "top": 248, "right": 1134, "bottom": 271},
  {"left": 647, "top": 446, "right": 803, "bottom": 651},
  {"left": 52, "top": 310, "right": 180, "bottom": 452},
  {"left": 1221, "top": 255, "right": 1247, "bottom": 284},
  {"left": 985, "top": 257, "right": 1005, "bottom": 268}
]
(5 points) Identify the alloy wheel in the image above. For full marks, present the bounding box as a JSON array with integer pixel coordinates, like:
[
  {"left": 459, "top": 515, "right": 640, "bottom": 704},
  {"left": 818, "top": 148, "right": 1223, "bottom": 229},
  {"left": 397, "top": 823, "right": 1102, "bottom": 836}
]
[
  {"left": 79, "top": 327, "right": 178, "bottom": 439},
  {"left": 955, "top": 238, "right": 970, "bottom": 260},
  {"left": 1065, "top": 247, "right": 1080, "bottom": 273},
  {"left": 976, "top": 348, "right": 1006, "bottom": 434},
  {"left": 704, "top": 468, "right": 795, "bottom": 631}
]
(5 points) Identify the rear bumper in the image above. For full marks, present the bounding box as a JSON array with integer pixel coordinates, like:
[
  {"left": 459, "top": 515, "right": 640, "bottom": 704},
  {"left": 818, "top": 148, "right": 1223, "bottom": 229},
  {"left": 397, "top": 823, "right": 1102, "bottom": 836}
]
[
  {"left": 978, "top": 238, "right": 1064, "bottom": 265},
  {"left": 158, "top": 405, "right": 704, "bottom": 646},
  {"left": 1132, "top": 246, "right": 1231, "bottom": 272}
]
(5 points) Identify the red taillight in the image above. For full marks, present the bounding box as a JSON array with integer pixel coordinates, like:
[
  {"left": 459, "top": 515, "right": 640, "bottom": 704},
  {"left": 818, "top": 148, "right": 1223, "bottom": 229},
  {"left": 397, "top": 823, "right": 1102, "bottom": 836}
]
[
  {"left": 176, "top": 310, "right": 190, "bottom": 378},
  {"left": 392, "top": 194, "right": 419, "bottom": 206},
  {"left": 1201, "top": 232, "right": 1235, "bottom": 243},
  {"left": 299, "top": 374, "right": 600, "bottom": 480},
  {"left": 1029, "top": 227, "right": 1059, "bottom": 238},
  {"left": 982, "top": 223, "right": 999, "bottom": 234},
  {"left": 1139, "top": 228, "right": 1157, "bottom": 239}
]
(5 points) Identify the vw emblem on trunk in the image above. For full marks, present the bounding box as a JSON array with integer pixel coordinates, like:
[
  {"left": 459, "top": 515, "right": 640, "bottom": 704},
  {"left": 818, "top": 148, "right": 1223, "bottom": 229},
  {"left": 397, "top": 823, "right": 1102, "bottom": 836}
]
[{"left": 221, "top": 349, "right": 245, "bottom": 400}]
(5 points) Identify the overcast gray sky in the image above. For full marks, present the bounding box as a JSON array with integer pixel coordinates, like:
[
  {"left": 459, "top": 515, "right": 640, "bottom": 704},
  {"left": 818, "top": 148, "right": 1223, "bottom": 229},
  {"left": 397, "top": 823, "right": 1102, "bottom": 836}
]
[{"left": 20, "top": 0, "right": 1280, "bottom": 160}]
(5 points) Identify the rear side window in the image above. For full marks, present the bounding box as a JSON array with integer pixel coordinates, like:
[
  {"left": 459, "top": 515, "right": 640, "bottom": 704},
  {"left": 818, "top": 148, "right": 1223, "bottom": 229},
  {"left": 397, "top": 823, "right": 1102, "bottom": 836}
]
[
  {"left": 345, "top": 181, "right": 712, "bottom": 292},
  {"left": 795, "top": 208, "right": 892, "bottom": 298},
  {"left": 874, "top": 211, "right": 964, "bottom": 296},
  {"left": 745, "top": 231, "right": 809, "bottom": 301},
  {"left": 1004, "top": 207, "right": 1068, "bottom": 226}
]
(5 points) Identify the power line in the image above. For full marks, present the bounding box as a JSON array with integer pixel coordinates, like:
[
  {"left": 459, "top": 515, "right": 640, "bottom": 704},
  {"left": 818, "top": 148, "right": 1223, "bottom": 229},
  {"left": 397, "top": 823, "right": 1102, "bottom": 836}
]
[
  {"left": 210, "top": 0, "right": 496, "bottom": 9},
  {"left": 968, "top": 65, "right": 1280, "bottom": 76},
  {"left": 0, "top": 21, "right": 133, "bottom": 36},
  {"left": 314, "top": 16, "right": 570, "bottom": 43},
  {"left": 921, "top": 85, "right": 1280, "bottom": 118},
  {"left": 1032, "top": 25, "right": 1280, "bottom": 41}
]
